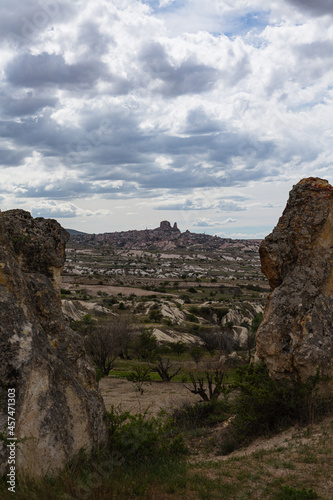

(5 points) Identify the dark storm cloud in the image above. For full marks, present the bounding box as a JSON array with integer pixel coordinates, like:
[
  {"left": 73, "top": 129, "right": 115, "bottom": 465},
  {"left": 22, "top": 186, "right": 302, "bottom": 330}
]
[
  {"left": 0, "top": 148, "right": 26, "bottom": 167},
  {"left": 0, "top": 116, "right": 75, "bottom": 158},
  {"left": 139, "top": 42, "right": 219, "bottom": 96},
  {"left": 0, "top": 83, "right": 277, "bottom": 198},
  {"left": 0, "top": 92, "right": 57, "bottom": 117},
  {"left": 284, "top": 0, "right": 333, "bottom": 16},
  {"left": 183, "top": 108, "right": 222, "bottom": 135},
  {"left": 6, "top": 52, "right": 109, "bottom": 89}
]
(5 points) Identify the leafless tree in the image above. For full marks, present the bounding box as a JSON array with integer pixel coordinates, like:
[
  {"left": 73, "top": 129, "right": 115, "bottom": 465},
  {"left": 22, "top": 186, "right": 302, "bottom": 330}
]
[
  {"left": 198, "top": 327, "right": 237, "bottom": 356},
  {"left": 150, "top": 357, "right": 181, "bottom": 382},
  {"left": 84, "top": 313, "right": 137, "bottom": 376},
  {"left": 184, "top": 369, "right": 229, "bottom": 402}
]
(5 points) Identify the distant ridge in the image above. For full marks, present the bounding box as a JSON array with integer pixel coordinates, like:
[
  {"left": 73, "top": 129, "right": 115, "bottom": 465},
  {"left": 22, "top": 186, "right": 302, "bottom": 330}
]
[{"left": 69, "top": 221, "right": 261, "bottom": 252}]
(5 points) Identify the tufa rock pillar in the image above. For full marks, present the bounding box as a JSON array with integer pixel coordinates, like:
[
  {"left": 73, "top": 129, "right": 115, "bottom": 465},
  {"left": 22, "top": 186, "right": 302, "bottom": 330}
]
[
  {"left": 0, "top": 210, "right": 107, "bottom": 477},
  {"left": 257, "top": 178, "right": 333, "bottom": 382}
]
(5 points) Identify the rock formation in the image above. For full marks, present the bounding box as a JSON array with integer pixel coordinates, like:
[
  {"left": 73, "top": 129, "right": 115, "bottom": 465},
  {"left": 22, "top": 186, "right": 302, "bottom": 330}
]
[
  {"left": 159, "top": 220, "right": 173, "bottom": 231},
  {"left": 0, "top": 210, "right": 107, "bottom": 477},
  {"left": 158, "top": 220, "right": 180, "bottom": 232},
  {"left": 257, "top": 178, "right": 333, "bottom": 383}
]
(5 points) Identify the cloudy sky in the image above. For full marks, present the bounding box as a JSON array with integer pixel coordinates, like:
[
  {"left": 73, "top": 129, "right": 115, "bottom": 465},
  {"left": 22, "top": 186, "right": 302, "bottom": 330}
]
[{"left": 1, "top": 0, "right": 333, "bottom": 237}]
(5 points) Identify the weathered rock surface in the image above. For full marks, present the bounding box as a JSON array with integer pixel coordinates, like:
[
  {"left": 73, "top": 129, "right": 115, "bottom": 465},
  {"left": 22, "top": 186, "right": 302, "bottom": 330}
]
[
  {"left": 257, "top": 178, "right": 333, "bottom": 383},
  {"left": 0, "top": 210, "right": 107, "bottom": 477}
]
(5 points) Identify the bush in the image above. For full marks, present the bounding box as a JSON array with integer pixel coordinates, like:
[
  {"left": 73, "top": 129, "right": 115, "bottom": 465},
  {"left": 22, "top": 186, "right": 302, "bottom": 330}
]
[
  {"left": 172, "top": 399, "right": 230, "bottom": 430},
  {"left": 251, "top": 312, "right": 263, "bottom": 333},
  {"left": 136, "top": 329, "right": 159, "bottom": 362},
  {"left": 218, "top": 362, "right": 328, "bottom": 454},
  {"left": 149, "top": 309, "right": 163, "bottom": 323},
  {"left": 190, "top": 346, "right": 205, "bottom": 366},
  {"left": 186, "top": 313, "right": 199, "bottom": 323},
  {"left": 102, "top": 296, "right": 118, "bottom": 307},
  {"left": 169, "top": 340, "right": 187, "bottom": 356},
  {"left": 274, "top": 485, "right": 318, "bottom": 499},
  {"left": 104, "top": 406, "right": 188, "bottom": 464}
]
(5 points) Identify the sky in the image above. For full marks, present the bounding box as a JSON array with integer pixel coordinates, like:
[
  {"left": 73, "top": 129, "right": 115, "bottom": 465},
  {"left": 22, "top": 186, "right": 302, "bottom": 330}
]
[{"left": 1, "top": 0, "right": 333, "bottom": 238}]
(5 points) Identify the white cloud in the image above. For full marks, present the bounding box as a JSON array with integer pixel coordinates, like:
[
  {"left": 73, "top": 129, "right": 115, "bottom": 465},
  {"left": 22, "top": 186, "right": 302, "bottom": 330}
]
[
  {"left": 192, "top": 217, "right": 237, "bottom": 227},
  {"left": 31, "top": 200, "right": 111, "bottom": 218}
]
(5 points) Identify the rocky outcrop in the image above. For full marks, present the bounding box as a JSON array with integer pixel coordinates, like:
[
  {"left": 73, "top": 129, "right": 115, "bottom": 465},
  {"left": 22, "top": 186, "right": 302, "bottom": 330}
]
[
  {"left": 256, "top": 178, "right": 333, "bottom": 383},
  {"left": 0, "top": 210, "right": 107, "bottom": 477}
]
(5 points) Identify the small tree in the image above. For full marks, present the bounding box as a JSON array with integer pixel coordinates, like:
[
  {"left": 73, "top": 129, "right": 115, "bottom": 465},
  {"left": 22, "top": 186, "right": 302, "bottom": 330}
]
[
  {"left": 190, "top": 345, "right": 205, "bottom": 367},
  {"left": 198, "top": 327, "right": 236, "bottom": 357},
  {"left": 84, "top": 314, "right": 136, "bottom": 376},
  {"left": 84, "top": 324, "right": 120, "bottom": 376},
  {"left": 126, "top": 366, "right": 152, "bottom": 395},
  {"left": 71, "top": 314, "right": 96, "bottom": 335},
  {"left": 151, "top": 357, "right": 181, "bottom": 382},
  {"left": 169, "top": 340, "right": 187, "bottom": 356},
  {"left": 110, "top": 313, "right": 136, "bottom": 360},
  {"left": 136, "top": 329, "right": 158, "bottom": 362}
]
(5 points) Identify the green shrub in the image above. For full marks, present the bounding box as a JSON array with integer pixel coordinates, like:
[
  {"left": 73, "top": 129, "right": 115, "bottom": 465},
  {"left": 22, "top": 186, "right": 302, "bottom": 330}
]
[
  {"left": 136, "top": 329, "right": 159, "bottom": 361},
  {"left": 102, "top": 296, "right": 118, "bottom": 307},
  {"left": 274, "top": 485, "right": 318, "bottom": 499},
  {"left": 149, "top": 309, "right": 163, "bottom": 322},
  {"left": 172, "top": 400, "right": 229, "bottom": 430},
  {"left": 251, "top": 312, "right": 263, "bottom": 333},
  {"left": 186, "top": 313, "right": 199, "bottom": 323},
  {"left": 218, "top": 362, "right": 327, "bottom": 454},
  {"left": 169, "top": 340, "right": 187, "bottom": 356},
  {"left": 104, "top": 407, "right": 188, "bottom": 464},
  {"left": 95, "top": 366, "right": 104, "bottom": 382},
  {"left": 190, "top": 346, "right": 205, "bottom": 366}
]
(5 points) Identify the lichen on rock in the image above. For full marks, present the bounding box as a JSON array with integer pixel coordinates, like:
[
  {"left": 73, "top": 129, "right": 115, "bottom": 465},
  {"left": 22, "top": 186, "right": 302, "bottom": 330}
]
[
  {"left": 0, "top": 210, "right": 107, "bottom": 477},
  {"left": 256, "top": 178, "right": 333, "bottom": 383}
]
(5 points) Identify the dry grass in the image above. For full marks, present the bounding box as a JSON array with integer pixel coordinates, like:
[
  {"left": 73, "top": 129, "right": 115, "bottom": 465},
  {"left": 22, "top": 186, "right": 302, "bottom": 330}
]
[{"left": 187, "top": 416, "right": 333, "bottom": 499}]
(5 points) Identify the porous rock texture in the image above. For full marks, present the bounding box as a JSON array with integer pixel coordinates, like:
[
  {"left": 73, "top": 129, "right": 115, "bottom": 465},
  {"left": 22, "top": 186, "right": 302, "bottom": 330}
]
[
  {"left": 257, "top": 178, "right": 333, "bottom": 383},
  {"left": 0, "top": 210, "right": 107, "bottom": 477}
]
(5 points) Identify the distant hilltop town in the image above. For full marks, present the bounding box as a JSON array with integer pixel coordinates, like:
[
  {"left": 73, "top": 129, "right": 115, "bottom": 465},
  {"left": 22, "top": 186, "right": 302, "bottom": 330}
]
[{"left": 68, "top": 220, "right": 261, "bottom": 252}]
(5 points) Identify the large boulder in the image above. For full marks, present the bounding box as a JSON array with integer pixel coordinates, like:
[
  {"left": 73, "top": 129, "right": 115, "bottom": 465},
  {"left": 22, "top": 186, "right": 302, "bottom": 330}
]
[
  {"left": 0, "top": 210, "right": 107, "bottom": 477},
  {"left": 256, "top": 178, "right": 333, "bottom": 383}
]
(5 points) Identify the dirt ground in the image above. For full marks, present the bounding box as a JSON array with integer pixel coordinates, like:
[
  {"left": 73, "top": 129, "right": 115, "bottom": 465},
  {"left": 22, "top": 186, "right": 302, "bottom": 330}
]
[
  {"left": 63, "top": 283, "right": 168, "bottom": 297},
  {"left": 99, "top": 377, "right": 333, "bottom": 468},
  {"left": 99, "top": 377, "right": 202, "bottom": 416}
]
